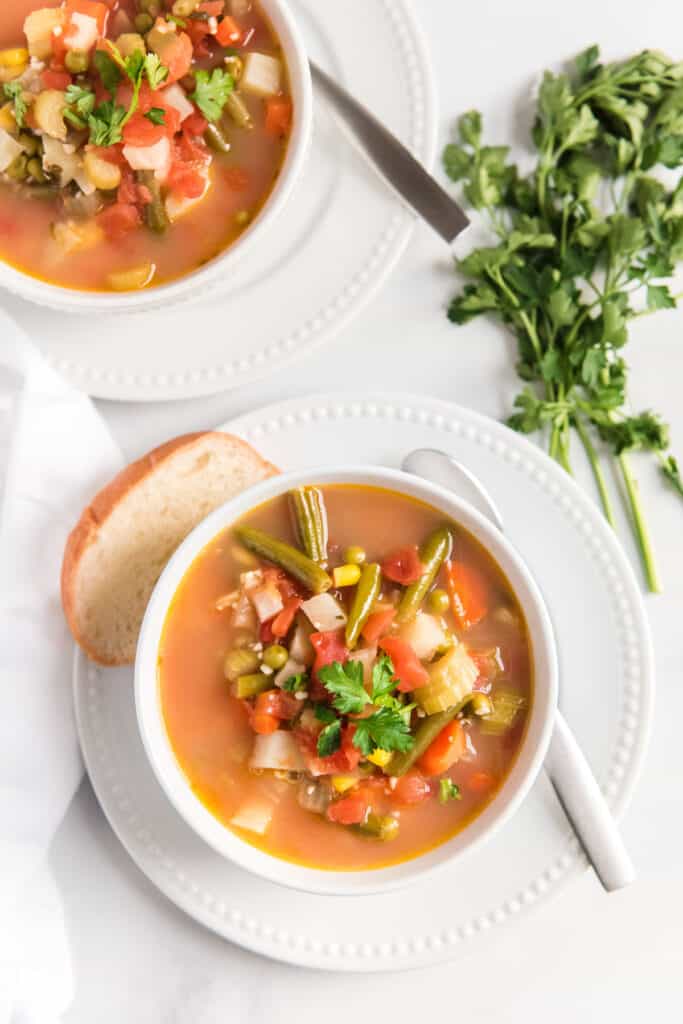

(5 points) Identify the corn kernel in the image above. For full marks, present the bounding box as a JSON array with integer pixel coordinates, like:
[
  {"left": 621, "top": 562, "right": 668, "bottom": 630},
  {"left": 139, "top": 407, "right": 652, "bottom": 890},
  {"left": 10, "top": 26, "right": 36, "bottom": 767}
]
[
  {"left": 331, "top": 775, "right": 358, "bottom": 794},
  {"left": 0, "top": 48, "right": 29, "bottom": 69},
  {"left": 0, "top": 103, "right": 16, "bottom": 133},
  {"left": 333, "top": 564, "right": 362, "bottom": 587},
  {"left": 366, "top": 748, "right": 393, "bottom": 768}
]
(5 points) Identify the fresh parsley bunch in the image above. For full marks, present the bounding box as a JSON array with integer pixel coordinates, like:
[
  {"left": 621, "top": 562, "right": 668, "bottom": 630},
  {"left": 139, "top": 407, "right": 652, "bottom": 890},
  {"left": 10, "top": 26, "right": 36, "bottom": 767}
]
[{"left": 444, "top": 45, "right": 683, "bottom": 591}]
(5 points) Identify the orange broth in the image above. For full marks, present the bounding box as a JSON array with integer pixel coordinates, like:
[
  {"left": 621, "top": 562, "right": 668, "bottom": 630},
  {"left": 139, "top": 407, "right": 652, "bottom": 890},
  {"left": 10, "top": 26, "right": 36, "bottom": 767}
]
[{"left": 159, "top": 486, "right": 533, "bottom": 871}]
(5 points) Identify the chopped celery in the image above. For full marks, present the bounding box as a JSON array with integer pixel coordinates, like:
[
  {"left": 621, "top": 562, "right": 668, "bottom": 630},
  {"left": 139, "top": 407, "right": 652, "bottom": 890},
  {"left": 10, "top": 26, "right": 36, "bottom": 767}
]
[{"left": 480, "top": 689, "right": 526, "bottom": 734}]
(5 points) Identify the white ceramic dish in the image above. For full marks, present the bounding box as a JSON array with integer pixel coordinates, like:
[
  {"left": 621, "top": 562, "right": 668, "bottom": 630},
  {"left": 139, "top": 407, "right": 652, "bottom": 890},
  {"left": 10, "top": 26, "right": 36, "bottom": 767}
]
[
  {"left": 135, "top": 465, "right": 559, "bottom": 897},
  {"left": 0, "top": 0, "right": 312, "bottom": 315},
  {"left": 74, "top": 394, "right": 653, "bottom": 969},
  {"left": 8, "top": 0, "right": 438, "bottom": 399}
]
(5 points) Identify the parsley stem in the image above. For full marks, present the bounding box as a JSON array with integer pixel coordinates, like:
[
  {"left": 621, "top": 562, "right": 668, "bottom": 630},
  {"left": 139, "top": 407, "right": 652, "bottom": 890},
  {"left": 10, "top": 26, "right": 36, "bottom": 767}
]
[
  {"left": 575, "top": 415, "right": 616, "bottom": 527},
  {"left": 617, "top": 451, "right": 661, "bottom": 593}
]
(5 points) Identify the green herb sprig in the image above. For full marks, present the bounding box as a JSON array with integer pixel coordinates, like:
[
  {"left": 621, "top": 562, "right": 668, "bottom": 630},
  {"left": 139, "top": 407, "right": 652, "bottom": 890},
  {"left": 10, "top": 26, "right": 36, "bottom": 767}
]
[
  {"left": 444, "top": 45, "right": 683, "bottom": 591},
  {"left": 2, "top": 82, "right": 27, "bottom": 129},
  {"left": 87, "top": 46, "right": 169, "bottom": 147}
]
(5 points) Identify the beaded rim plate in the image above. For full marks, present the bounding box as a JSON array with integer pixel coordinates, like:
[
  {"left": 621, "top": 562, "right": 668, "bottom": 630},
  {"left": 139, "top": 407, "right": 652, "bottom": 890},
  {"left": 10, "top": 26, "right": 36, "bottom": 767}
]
[
  {"left": 74, "top": 394, "right": 654, "bottom": 971},
  {"left": 6, "top": 0, "right": 438, "bottom": 401}
]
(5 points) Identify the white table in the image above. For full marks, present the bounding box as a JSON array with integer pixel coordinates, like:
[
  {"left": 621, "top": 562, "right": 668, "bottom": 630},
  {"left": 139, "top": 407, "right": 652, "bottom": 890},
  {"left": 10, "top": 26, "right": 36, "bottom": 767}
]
[{"left": 51, "top": 0, "right": 683, "bottom": 1018}]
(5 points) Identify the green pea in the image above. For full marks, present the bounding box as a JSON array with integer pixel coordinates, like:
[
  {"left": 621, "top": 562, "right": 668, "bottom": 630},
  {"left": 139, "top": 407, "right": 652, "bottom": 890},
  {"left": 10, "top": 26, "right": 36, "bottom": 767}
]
[
  {"left": 263, "top": 644, "right": 288, "bottom": 670},
  {"left": 344, "top": 546, "right": 366, "bottom": 566},
  {"left": 428, "top": 588, "right": 450, "bottom": 615},
  {"left": 467, "top": 692, "right": 494, "bottom": 717},
  {"left": 27, "top": 157, "right": 46, "bottom": 183},
  {"left": 138, "top": 0, "right": 160, "bottom": 13},
  {"left": 134, "top": 12, "right": 154, "bottom": 32},
  {"left": 6, "top": 154, "right": 28, "bottom": 182},
  {"left": 224, "top": 648, "right": 260, "bottom": 682},
  {"left": 65, "top": 49, "right": 89, "bottom": 74},
  {"left": 18, "top": 132, "right": 40, "bottom": 157}
]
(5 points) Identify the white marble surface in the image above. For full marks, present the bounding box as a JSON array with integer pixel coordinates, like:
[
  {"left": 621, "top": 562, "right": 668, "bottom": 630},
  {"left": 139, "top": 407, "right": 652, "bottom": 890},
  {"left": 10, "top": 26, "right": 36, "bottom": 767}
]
[{"left": 44, "top": 0, "right": 683, "bottom": 1018}]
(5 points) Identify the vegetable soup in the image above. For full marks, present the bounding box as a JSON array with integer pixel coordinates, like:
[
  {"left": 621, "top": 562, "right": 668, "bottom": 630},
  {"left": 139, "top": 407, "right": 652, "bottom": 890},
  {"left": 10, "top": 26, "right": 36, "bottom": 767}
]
[
  {"left": 0, "top": 0, "right": 292, "bottom": 292},
  {"left": 159, "top": 485, "right": 533, "bottom": 871}
]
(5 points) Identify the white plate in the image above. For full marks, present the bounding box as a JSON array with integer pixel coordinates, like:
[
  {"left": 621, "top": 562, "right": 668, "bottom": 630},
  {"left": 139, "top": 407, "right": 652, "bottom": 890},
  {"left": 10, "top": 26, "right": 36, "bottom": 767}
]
[
  {"left": 73, "top": 393, "right": 653, "bottom": 971},
  {"left": 3, "top": 0, "right": 437, "bottom": 402}
]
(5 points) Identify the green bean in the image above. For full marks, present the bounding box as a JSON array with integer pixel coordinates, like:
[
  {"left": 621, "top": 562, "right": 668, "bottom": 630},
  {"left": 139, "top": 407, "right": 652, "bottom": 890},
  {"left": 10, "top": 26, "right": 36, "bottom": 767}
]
[
  {"left": 396, "top": 527, "right": 452, "bottom": 625},
  {"left": 389, "top": 703, "right": 466, "bottom": 776},
  {"left": 224, "top": 54, "right": 243, "bottom": 81},
  {"left": 6, "top": 154, "right": 28, "bottom": 182},
  {"left": 234, "top": 525, "right": 333, "bottom": 594},
  {"left": 224, "top": 648, "right": 260, "bottom": 681},
  {"left": 357, "top": 813, "right": 399, "bottom": 841},
  {"left": 65, "top": 49, "right": 89, "bottom": 74},
  {"left": 204, "top": 122, "right": 231, "bottom": 153},
  {"left": 289, "top": 486, "right": 328, "bottom": 564},
  {"left": 428, "top": 587, "right": 450, "bottom": 615},
  {"left": 263, "top": 644, "right": 288, "bottom": 670},
  {"left": 345, "top": 562, "right": 381, "bottom": 649},
  {"left": 136, "top": 170, "right": 168, "bottom": 234},
  {"left": 26, "top": 157, "right": 46, "bottom": 183},
  {"left": 235, "top": 673, "right": 271, "bottom": 699},
  {"left": 225, "top": 91, "right": 253, "bottom": 129},
  {"left": 18, "top": 132, "right": 40, "bottom": 157},
  {"left": 343, "top": 545, "right": 366, "bottom": 566}
]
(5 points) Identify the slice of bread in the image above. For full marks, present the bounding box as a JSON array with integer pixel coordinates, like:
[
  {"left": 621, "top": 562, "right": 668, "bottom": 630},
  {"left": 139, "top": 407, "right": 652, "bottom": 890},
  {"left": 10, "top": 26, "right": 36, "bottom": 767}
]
[{"left": 61, "top": 431, "right": 277, "bottom": 666}]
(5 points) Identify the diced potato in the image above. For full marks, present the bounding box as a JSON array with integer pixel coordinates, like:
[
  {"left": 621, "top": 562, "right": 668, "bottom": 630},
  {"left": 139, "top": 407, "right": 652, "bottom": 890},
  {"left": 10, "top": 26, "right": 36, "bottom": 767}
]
[
  {"left": 84, "top": 150, "right": 122, "bottom": 191},
  {"left": 0, "top": 128, "right": 24, "bottom": 172},
  {"left": 34, "top": 89, "right": 67, "bottom": 141},
  {"left": 52, "top": 218, "right": 104, "bottom": 255},
  {"left": 399, "top": 613, "right": 445, "bottom": 662},
  {"left": 122, "top": 135, "right": 171, "bottom": 180},
  {"left": 65, "top": 12, "right": 99, "bottom": 52},
  {"left": 0, "top": 105, "right": 17, "bottom": 135},
  {"left": 23, "top": 8, "right": 66, "bottom": 60},
  {"left": 160, "top": 82, "right": 194, "bottom": 123},
  {"left": 274, "top": 657, "right": 306, "bottom": 689},
  {"left": 247, "top": 580, "right": 283, "bottom": 623},
  {"left": 0, "top": 48, "right": 30, "bottom": 69},
  {"left": 289, "top": 617, "right": 314, "bottom": 666},
  {"left": 413, "top": 642, "right": 478, "bottom": 715},
  {"left": 229, "top": 798, "right": 273, "bottom": 836},
  {"left": 301, "top": 593, "right": 347, "bottom": 632},
  {"left": 241, "top": 52, "right": 281, "bottom": 97},
  {"left": 115, "top": 33, "right": 146, "bottom": 59},
  {"left": 249, "top": 732, "right": 305, "bottom": 773},
  {"left": 107, "top": 263, "right": 156, "bottom": 291}
]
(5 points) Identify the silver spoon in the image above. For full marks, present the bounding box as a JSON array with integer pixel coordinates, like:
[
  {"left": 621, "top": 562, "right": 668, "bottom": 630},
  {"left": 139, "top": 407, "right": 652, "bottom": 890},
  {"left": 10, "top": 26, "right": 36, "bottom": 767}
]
[
  {"left": 310, "top": 61, "right": 469, "bottom": 245},
  {"left": 403, "top": 448, "right": 636, "bottom": 892}
]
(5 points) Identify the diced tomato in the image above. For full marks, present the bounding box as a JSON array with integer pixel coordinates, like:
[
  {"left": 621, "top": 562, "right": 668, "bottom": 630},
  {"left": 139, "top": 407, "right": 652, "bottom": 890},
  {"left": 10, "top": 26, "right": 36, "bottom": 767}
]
[
  {"left": 378, "top": 636, "right": 428, "bottom": 692},
  {"left": 259, "top": 619, "right": 274, "bottom": 644},
  {"left": 254, "top": 690, "right": 299, "bottom": 721},
  {"left": 223, "top": 166, "right": 250, "bottom": 190},
  {"left": 92, "top": 143, "right": 127, "bottom": 167},
  {"left": 295, "top": 723, "right": 360, "bottom": 776},
  {"left": 50, "top": 32, "right": 68, "bottom": 68},
  {"left": 186, "top": 19, "right": 212, "bottom": 57},
  {"left": 117, "top": 167, "right": 152, "bottom": 207},
  {"left": 381, "top": 545, "right": 424, "bottom": 585},
  {"left": 264, "top": 96, "right": 292, "bottom": 138},
  {"left": 467, "top": 771, "right": 496, "bottom": 794},
  {"left": 123, "top": 112, "right": 167, "bottom": 147},
  {"left": 309, "top": 629, "right": 348, "bottom": 680},
  {"left": 65, "top": 0, "right": 109, "bottom": 33},
  {"left": 96, "top": 202, "right": 141, "bottom": 239},
  {"left": 271, "top": 597, "right": 302, "bottom": 639},
  {"left": 156, "top": 31, "right": 193, "bottom": 84},
  {"left": 199, "top": 1, "right": 226, "bottom": 14},
  {"left": 446, "top": 561, "right": 488, "bottom": 631},
  {"left": 251, "top": 713, "right": 279, "bottom": 735},
  {"left": 418, "top": 720, "right": 466, "bottom": 776},
  {"left": 215, "top": 14, "right": 242, "bottom": 46},
  {"left": 167, "top": 162, "right": 207, "bottom": 198},
  {"left": 361, "top": 607, "right": 395, "bottom": 646},
  {"left": 41, "top": 68, "right": 72, "bottom": 90},
  {"left": 177, "top": 130, "right": 210, "bottom": 165},
  {"left": 326, "top": 788, "right": 370, "bottom": 826},
  {"left": 392, "top": 769, "right": 432, "bottom": 805},
  {"left": 183, "top": 109, "right": 208, "bottom": 136}
]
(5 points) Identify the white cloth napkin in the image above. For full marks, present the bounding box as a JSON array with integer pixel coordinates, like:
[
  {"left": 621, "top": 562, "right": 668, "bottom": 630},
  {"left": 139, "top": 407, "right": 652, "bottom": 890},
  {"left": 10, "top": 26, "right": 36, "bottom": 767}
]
[{"left": 0, "top": 310, "right": 122, "bottom": 1023}]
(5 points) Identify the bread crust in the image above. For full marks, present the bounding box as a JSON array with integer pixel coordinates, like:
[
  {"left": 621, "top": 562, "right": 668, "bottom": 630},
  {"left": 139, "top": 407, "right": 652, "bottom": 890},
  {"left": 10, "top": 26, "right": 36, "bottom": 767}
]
[{"left": 61, "top": 431, "right": 277, "bottom": 666}]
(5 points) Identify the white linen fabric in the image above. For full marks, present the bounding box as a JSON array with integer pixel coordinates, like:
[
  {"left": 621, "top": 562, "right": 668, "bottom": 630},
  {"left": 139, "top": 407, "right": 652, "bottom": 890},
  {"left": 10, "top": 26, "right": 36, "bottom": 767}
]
[{"left": 0, "top": 310, "right": 122, "bottom": 1023}]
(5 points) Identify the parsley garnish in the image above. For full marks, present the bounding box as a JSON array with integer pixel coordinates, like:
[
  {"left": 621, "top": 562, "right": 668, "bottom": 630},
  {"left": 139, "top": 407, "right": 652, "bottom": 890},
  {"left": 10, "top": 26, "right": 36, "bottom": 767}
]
[
  {"left": 439, "top": 779, "right": 462, "bottom": 804},
  {"left": 145, "top": 53, "right": 169, "bottom": 91},
  {"left": 93, "top": 49, "right": 122, "bottom": 93},
  {"left": 282, "top": 672, "right": 308, "bottom": 693},
  {"left": 443, "top": 45, "right": 683, "bottom": 593},
  {"left": 313, "top": 703, "right": 337, "bottom": 724},
  {"left": 370, "top": 653, "right": 398, "bottom": 701},
  {"left": 317, "top": 719, "right": 342, "bottom": 757},
  {"left": 87, "top": 46, "right": 170, "bottom": 147},
  {"left": 352, "top": 707, "right": 413, "bottom": 756},
  {"left": 145, "top": 107, "right": 166, "bottom": 126},
  {"left": 191, "top": 67, "right": 234, "bottom": 122},
  {"left": 2, "top": 82, "right": 27, "bottom": 129},
  {"left": 64, "top": 84, "right": 96, "bottom": 129},
  {"left": 318, "top": 660, "right": 369, "bottom": 715}
]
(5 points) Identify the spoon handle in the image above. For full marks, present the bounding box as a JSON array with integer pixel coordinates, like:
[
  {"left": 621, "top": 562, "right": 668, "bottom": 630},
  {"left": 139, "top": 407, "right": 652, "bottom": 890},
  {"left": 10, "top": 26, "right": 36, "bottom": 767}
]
[
  {"left": 310, "top": 61, "right": 469, "bottom": 245},
  {"left": 545, "top": 711, "right": 636, "bottom": 891}
]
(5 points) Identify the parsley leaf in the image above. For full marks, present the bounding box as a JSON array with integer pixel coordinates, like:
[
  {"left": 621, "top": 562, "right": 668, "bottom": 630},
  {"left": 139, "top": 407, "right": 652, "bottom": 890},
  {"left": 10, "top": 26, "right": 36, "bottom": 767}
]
[
  {"left": 145, "top": 107, "right": 166, "bottom": 126},
  {"left": 352, "top": 707, "right": 413, "bottom": 756},
  {"left": 88, "top": 101, "right": 127, "bottom": 147},
  {"left": 439, "top": 779, "right": 462, "bottom": 804},
  {"left": 145, "top": 53, "right": 169, "bottom": 90},
  {"left": 318, "top": 660, "right": 370, "bottom": 715},
  {"left": 370, "top": 654, "right": 397, "bottom": 702},
  {"left": 317, "top": 719, "right": 342, "bottom": 757},
  {"left": 191, "top": 67, "right": 234, "bottom": 122},
  {"left": 2, "top": 82, "right": 27, "bottom": 129},
  {"left": 93, "top": 49, "right": 122, "bottom": 93},
  {"left": 281, "top": 673, "right": 308, "bottom": 693},
  {"left": 313, "top": 703, "right": 337, "bottom": 724},
  {"left": 64, "top": 84, "right": 96, "bottom": 129}
]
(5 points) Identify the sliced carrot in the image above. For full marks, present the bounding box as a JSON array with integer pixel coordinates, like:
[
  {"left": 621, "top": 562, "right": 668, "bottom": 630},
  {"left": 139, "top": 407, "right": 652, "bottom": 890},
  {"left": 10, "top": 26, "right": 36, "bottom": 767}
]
[
  {"left": 264, "top": 96, "right": 292, "bottom": 137},
  {"left": 270, "top": 597, "right": 301, "bottom": 639},
  {"left": 361, "top": 607, "right": 395, "bottom": 646},
  {"left": 446, "top": 561, "right": 489, "bottom": 631},
  {"left": 215, "top": 14, "right": 242, "bottom": 46},
  {"left": 418, "top": 720, "right": 466, "bottom": 776}
]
